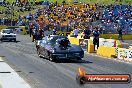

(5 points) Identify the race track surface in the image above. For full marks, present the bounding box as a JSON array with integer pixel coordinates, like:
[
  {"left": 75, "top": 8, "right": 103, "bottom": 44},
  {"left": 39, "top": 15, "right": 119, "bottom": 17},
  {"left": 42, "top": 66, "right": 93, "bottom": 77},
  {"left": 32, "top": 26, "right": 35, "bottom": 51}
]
[{"left": 0, "top": 35, "right": 132, "bottom": 88}]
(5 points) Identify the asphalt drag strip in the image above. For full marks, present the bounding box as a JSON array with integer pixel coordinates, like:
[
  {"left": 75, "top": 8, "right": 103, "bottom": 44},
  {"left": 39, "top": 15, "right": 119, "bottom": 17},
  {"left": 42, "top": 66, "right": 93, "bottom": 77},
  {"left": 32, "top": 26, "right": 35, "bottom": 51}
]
[{"left": 0, "top": 35, "right": 132, "bottom": 88}]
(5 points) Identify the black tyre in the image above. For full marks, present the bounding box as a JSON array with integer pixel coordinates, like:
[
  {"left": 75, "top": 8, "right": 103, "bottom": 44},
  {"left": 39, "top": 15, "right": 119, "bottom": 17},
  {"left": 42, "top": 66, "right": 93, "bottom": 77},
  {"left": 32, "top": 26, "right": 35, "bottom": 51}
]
[
  {"left": 14, "top": 39, "right": 16, "bottom": 42},
  {"left": 49, "top": 54, "right": 55, "bottom": 62},
  {"left": 0, "top": 39, "right": 3, "bottom": 42},
  {"left": 77, "top": 58, "right": 82, "bottom": 60}
]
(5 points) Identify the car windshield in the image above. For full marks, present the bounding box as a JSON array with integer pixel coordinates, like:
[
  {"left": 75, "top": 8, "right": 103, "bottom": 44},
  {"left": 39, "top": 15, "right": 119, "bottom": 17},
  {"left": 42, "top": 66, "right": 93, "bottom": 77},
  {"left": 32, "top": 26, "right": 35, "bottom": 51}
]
[
  {"left": 2, "top": 29, "right": 13, "bottom": 33},
  {"left": 48, "top": 36, "right": 69, "bottom": 45}
]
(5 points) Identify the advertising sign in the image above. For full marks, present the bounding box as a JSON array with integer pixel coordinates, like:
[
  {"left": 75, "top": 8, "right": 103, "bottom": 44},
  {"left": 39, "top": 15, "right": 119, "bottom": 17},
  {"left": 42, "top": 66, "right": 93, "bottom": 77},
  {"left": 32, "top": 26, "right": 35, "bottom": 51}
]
[
  {"left": 79, "top": 39, "right": 88, "bottom": 52},
  {"left": 118, "top": 48, "right": 132, "bottom": 60}
]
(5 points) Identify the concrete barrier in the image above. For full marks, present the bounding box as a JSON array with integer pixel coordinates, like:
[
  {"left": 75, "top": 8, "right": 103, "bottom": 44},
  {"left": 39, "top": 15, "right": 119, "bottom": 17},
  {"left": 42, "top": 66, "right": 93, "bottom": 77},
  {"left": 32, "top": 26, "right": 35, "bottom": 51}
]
[
  {"left": 19, "top": 26, "right": 29, "bottom": 35},
  {"left": 68, "top": 35, "right": 131, "bottom": 63},
  {"left": 68, "top": 37, "right": 80, "bottom": 45},
  {"left": 96, "top": 46, "right": 132, "bottom": 62},
  {"left": 97, "top": 46, "right": 116, "bottom": 58},
  {"left": 129, "top": 46, "right": 132, "bottom": 49},
  {"left": 88, "top": 39, "right": 94, "bottom": 53},
  {"left": 68, "top": 36, "right": 122, "bottom": 55},
  {"left": 116, "top": 40, "right": 122, "bottom": 48}
]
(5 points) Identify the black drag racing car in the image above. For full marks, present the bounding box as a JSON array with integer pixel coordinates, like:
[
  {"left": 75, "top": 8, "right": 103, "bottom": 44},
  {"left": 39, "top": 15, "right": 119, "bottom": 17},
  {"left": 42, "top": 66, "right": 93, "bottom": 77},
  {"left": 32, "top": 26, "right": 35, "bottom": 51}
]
[{"left": 36, "top": 35, "right": 84, "bottom": 61}]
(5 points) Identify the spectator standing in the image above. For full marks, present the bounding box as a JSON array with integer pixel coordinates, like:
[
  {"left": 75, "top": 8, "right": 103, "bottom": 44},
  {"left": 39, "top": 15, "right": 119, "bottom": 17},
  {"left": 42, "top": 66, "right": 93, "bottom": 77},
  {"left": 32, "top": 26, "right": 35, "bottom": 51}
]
[
  {"left": 52, "top": 27, "right": 57, "bottom": 35},
  {"left": 117, "top": 25, "right": 123, "bottom": 41},
  {"left": 32, "top": 28, "right": 37, "bottom": 42},
  {"left": 83, "top": 26, "right": 91, "bottom": 39},
  {"left": 29, "top": 22, "right": 34, "bottom": 37},
  {"left": 93, "top": 27, "right": 100, "bottom": 51},
  {"left": 73, "top": 27, "right": 79, "bottom": 37},
  {"left": 0, "top": 18, "right": 1, "bottom": 25},
  {"left": 1, "top": 18, "right": 4, "bottom": 25},
  {"left": 38, "top": 29, "right": 44, "bottom": 40}
]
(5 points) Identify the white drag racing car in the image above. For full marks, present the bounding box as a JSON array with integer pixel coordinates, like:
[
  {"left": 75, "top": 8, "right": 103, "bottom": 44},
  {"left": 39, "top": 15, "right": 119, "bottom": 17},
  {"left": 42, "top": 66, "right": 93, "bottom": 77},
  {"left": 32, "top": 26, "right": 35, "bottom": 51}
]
[{"left": 0, "top": 29, "right": 16, "bottom": 42}]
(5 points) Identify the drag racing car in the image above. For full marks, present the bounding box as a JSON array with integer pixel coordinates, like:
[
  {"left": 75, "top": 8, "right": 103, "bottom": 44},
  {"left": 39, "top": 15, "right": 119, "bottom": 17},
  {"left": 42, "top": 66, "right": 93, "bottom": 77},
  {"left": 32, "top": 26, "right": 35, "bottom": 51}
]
[
  {"left": 0, "top": 29, "right": 16, "bottom": 42},
  {"left": 36, "top": 35, "right": 84, "bottom": 61}
]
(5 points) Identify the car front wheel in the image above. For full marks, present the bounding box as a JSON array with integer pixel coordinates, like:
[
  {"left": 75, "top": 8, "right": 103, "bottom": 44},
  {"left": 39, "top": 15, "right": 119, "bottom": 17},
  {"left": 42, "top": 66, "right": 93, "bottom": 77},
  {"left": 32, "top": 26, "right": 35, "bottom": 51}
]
[
  {"left": 0, "top": 38, "right": 3, "bottom": 42},
  {"left": 37, "top": 49, "right": 42, "bottom": 58},
  {"left": 14, "top": 39, "right": 16, "bottom": 42},
  {"left": 77, "top": 58, "right": 82, "bottom": 60},
  {"left": 49, "top": 54, "right": 55, "bottom": 62}
]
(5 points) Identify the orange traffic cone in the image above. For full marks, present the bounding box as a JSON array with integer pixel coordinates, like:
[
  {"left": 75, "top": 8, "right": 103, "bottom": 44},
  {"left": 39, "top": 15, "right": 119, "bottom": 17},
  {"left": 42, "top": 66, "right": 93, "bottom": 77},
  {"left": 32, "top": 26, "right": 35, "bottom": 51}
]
[{"left": 114, "top": 40, "right": 116, "bottom": 47}]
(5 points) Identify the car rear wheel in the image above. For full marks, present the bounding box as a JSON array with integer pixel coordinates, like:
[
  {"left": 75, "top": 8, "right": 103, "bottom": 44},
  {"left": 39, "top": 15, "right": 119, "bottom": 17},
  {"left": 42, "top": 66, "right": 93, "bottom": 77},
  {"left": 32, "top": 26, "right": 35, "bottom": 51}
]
[{"left": 14, "top": 39, "right": 16, "bottom": 42}]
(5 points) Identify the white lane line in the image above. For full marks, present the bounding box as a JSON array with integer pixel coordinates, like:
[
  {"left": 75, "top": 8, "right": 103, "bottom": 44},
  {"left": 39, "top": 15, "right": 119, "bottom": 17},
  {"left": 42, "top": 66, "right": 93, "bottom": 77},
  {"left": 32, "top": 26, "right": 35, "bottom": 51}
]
[{"left": 0, "top": 57, "right": 31, "bottom": 88}]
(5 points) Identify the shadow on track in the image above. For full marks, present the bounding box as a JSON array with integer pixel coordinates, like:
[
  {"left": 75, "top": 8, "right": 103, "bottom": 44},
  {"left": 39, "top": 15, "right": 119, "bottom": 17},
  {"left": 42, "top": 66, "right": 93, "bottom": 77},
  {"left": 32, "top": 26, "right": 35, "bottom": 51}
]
[
  {"left": 54, "top": 59, "right": 93, "bottom": 64},
  {"left": 0, "top": 40, "right": 20, "bottom": 43}
]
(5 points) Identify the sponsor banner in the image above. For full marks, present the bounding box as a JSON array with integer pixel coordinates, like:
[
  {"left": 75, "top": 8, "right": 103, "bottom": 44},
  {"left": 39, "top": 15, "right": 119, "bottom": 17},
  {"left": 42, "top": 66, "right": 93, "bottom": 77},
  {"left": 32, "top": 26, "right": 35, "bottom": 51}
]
[
  {"left": 99, "top": 38, "right": 106, "bottom": 46},
  {"left": 103, "top": 39, "right": 115, "bottom": 47},
  {"left": 118, "top": 48, "right": 132, "bottom": 60},
  {"left": 79, "top": 39, "right": 88, "bottom": 52},
  {"left": 76, "top": 67, "right": 131, "bottom": 84},
  {"left": 76, "top": 74, "right": 131, "bottom": 84},
  {"left": 94, "top": 38, "right": 116, "bottom": 47}
]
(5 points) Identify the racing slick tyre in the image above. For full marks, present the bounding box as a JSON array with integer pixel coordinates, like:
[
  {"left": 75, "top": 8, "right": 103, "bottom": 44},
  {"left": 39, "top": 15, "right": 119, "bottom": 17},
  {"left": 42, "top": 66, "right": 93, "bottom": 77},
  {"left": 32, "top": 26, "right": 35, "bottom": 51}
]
[
  {"left": 0, "top": 39, "right": 2, "bottom": 42},
  {"left": 49, "top": 54, "right": 55, "bottom": 62},
  {"left": 77, "top": 58, "right": 82, "bottom": 60},
  {"left": 49, "top": 56, "right": 54, "bottom": 62},
  {"left": 14, "top": 39, "right": 16, "bottom": 42}
]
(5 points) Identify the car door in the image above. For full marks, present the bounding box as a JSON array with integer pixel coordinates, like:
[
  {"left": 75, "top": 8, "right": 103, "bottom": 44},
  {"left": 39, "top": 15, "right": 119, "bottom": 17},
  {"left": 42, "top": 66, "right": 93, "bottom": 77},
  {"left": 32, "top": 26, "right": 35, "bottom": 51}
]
[
  {"left": 40, "top": 37, "right": 48, "bottom": 57},
  {"left": 44, "top": 38, "right": 52, "bottom": 58}
]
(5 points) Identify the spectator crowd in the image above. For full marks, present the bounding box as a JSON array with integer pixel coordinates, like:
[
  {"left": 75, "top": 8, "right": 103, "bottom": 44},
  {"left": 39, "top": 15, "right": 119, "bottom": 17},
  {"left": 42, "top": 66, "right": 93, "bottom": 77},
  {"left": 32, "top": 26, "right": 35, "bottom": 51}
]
[{"left": 0, "top": 1, "right": 132, "bottom": 41}]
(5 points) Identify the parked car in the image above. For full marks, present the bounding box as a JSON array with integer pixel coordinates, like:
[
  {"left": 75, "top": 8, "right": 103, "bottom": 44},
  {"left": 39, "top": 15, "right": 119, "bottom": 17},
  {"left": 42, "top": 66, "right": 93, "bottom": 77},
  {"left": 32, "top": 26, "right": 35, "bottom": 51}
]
[
  {"left": 36, "top": 35, "right": 84, "bottom": 61},
  {"left": 0, "top": 29, "right": 16, "bottom": 42}
]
